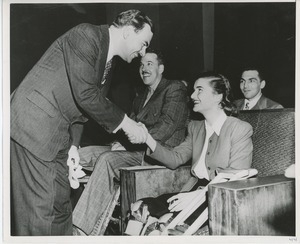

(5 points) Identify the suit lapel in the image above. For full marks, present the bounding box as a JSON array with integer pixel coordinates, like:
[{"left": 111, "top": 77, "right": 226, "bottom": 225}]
[
  {"left": 180, "top": 122, "right": 206, "bottom": 192},
  {"left": 252, "top": 95, "right": 267, "bottom": 110},
  {"left": 137, "top": 88, "right": 148, "bottom": 113},
  {"left": 136, "top": 78, "right": 166, "bottom": 120},
  {"left": 191, "top": 122, "right": 206, "bottom": 170},
  {"left": 146, "top": 78, "right": 167, "bottom": 104},
  {"left": 235, "top": 99, "right": 245, "bottom": 110},
  {"left": 96, "top": 25, "right": 110, "bottom": 89}
]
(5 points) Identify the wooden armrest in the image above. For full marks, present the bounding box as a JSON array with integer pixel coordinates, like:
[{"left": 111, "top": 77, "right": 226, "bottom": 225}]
[
  {"left": 119, "top": 165, "right": 167, "bottom": 171},
  {"left": 208, "top": 174, "right": 295, "bottom": 235},
  {"left": 119, "top": 165, "right": 191, "bottom": 233}
]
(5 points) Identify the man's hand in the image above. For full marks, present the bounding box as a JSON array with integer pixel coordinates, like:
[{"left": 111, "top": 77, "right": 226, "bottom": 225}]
[
  {"left": 127, "top": 122, "right": 157, "bottom": 152},
  {"left": 122, "top": 117, "right": 148, "bottom": 144},
  {"left": 127, "top": 122, "right": 149, "bottom": 144},
  {"left": 67, "top": 145, "right": 80, "bottom": 169},
  {"left": 167, "top": 190, "right": 202, "bottom": 212}
]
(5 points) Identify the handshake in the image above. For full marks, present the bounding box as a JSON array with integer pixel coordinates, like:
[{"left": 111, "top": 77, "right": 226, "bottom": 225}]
[{"left": 122, "top": 117, "right": 149, "bottom": 144}]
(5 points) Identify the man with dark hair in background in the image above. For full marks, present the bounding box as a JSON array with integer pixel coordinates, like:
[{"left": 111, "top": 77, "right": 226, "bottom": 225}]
[
  {"left": 234, "top": 68, "right": 283, "bottom": 110},
  {"left": 10, "top": 9, "right": 154, "bottom": 236}
]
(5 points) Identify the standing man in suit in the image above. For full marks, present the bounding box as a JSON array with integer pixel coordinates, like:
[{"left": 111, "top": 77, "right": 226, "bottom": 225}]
[
  {"left": 10, "top": 9, "right": 153, "bottom": 236},
  {"left": 72, "top": 49, "right": 189, "bottom": 235},
  {"left": 234, "top": 68, "right": 283, "bottom": 110}
]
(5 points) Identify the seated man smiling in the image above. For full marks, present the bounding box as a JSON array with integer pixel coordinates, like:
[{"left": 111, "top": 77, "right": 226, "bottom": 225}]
[
  {"left": 72, "top": 49, "right": 189, "bottom": 235},
  {"left": 234, "top": 67, "right": 283, "bottom": 110}
]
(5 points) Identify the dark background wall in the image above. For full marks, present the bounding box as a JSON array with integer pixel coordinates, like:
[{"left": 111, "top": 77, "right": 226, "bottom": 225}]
[
  {"left": 10, "top": 2, "right": 295, "bottom": 145},
  {"left": 10, "top": 3, "right": 205, "bottom": 102},
  {"left": 214, "top": 3, "right": 295, "bottom": 108}
]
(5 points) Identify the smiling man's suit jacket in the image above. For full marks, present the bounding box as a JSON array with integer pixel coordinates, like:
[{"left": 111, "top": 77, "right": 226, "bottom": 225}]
[
  {"left": 117, "top": 78, "right": 189, "bottom": 152},
  {"left": 71, "top": 78, "right": 189, "bottom": 234},
  {"left": 11, "top": 24, "right": 125, "bottom": 161},
  {"left": 234, "top": 95, "right": 283, "bottom": 110}
]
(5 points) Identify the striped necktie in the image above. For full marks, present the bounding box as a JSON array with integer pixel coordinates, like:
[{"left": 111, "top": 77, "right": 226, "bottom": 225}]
[
  {"left": 244, "top": 102, "right": 250, "bottom": 110},
  {"left": 143, "top": 87, "right": 154, "bottom": 107},
  {"left": 101, "top": 59, "right": 113, "bottom": 85}
]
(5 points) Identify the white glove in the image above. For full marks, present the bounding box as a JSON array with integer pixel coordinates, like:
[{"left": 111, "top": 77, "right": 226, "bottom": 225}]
[
  {"left": 167, "top": 190, "right": 202, "bottom": 212},
  {"left": 67, "top": 145, "right": 80, "bottom": 169},
  {"left": 285, "top": 164, "right": 295, "bottom": 178},
  {"left": 67, "top": 145, "right": 86, "bottom": 189}
]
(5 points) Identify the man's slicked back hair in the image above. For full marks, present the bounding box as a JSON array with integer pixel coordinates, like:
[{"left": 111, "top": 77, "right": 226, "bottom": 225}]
[
  {"left": 112, "top": 9, "right": 154, "bottom": 33},
  {"left": 145, "top": 48, "right": 164, "bottom": 65},
  {"left": 241, "top": 66, "right": 264, "bottom": 81}
]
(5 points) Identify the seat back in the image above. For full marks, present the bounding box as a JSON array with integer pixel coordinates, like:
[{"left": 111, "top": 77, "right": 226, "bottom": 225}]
[{"left": 237, "top": 109, "right": 295, "bottom": 177}]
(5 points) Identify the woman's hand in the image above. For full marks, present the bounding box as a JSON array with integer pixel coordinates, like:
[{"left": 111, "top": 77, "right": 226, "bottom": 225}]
[{"left": 167, "top": 190, "right": 202, "bottom": 212}]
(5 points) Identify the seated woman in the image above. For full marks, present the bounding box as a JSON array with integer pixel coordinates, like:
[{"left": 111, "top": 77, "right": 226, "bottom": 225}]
[{"left": 126, "top": 72, "right": 253, "bottom": 235}]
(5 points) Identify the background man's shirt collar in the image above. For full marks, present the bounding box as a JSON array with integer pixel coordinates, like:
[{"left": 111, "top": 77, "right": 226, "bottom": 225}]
[{"left": 245, "top": 92, "right": 262, "bottom": 109}]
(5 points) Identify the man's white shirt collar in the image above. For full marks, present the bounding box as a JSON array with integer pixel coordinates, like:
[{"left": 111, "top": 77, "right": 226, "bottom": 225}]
[
  {"left": 148, "top": 78, "right": 161, "bottom": 92},
  {"left": 245, "top": 92, "right": 262, "bottom": 110}
]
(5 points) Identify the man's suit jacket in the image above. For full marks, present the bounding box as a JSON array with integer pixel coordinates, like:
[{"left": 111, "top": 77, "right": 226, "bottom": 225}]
[
  {"left": 120, "top": 78, "right": 189, "bottom": 151},
  {"left": 10, "top": 24, "right": 125, "bottom": 161},
  {"left": 148, "top": 116, "right": 253, "bottom": 191},
  {"left": 234, "top": 95, "right": 283, "bottom": 110}
]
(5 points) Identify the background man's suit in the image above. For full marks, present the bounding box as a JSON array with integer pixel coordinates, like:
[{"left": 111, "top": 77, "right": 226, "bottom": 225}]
[
  {"left": 72, "top": 78, "right": 189, "bottom": 235},
  {"left": 10, "top": 24, "right": 125, "bottom": 235},
  {"left": 234, "top": 95, "right": 283, "bottom": 110}
]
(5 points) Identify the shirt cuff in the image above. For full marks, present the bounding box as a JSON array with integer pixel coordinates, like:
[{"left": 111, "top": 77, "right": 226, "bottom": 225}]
[
  {"left": 146, "top": 133, "right": 157, "bottom": 152},
  {"left": 113, "top": 114, "right": 127, "bottom": 133}
]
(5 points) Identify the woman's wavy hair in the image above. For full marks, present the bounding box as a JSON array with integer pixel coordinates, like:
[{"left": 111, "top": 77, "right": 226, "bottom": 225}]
[
  {"left": 198, "top": 71, "right": 237, "bottom": 116},
  {"left": 112, "top": 9, "right": 154, "bottom": 33}
]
